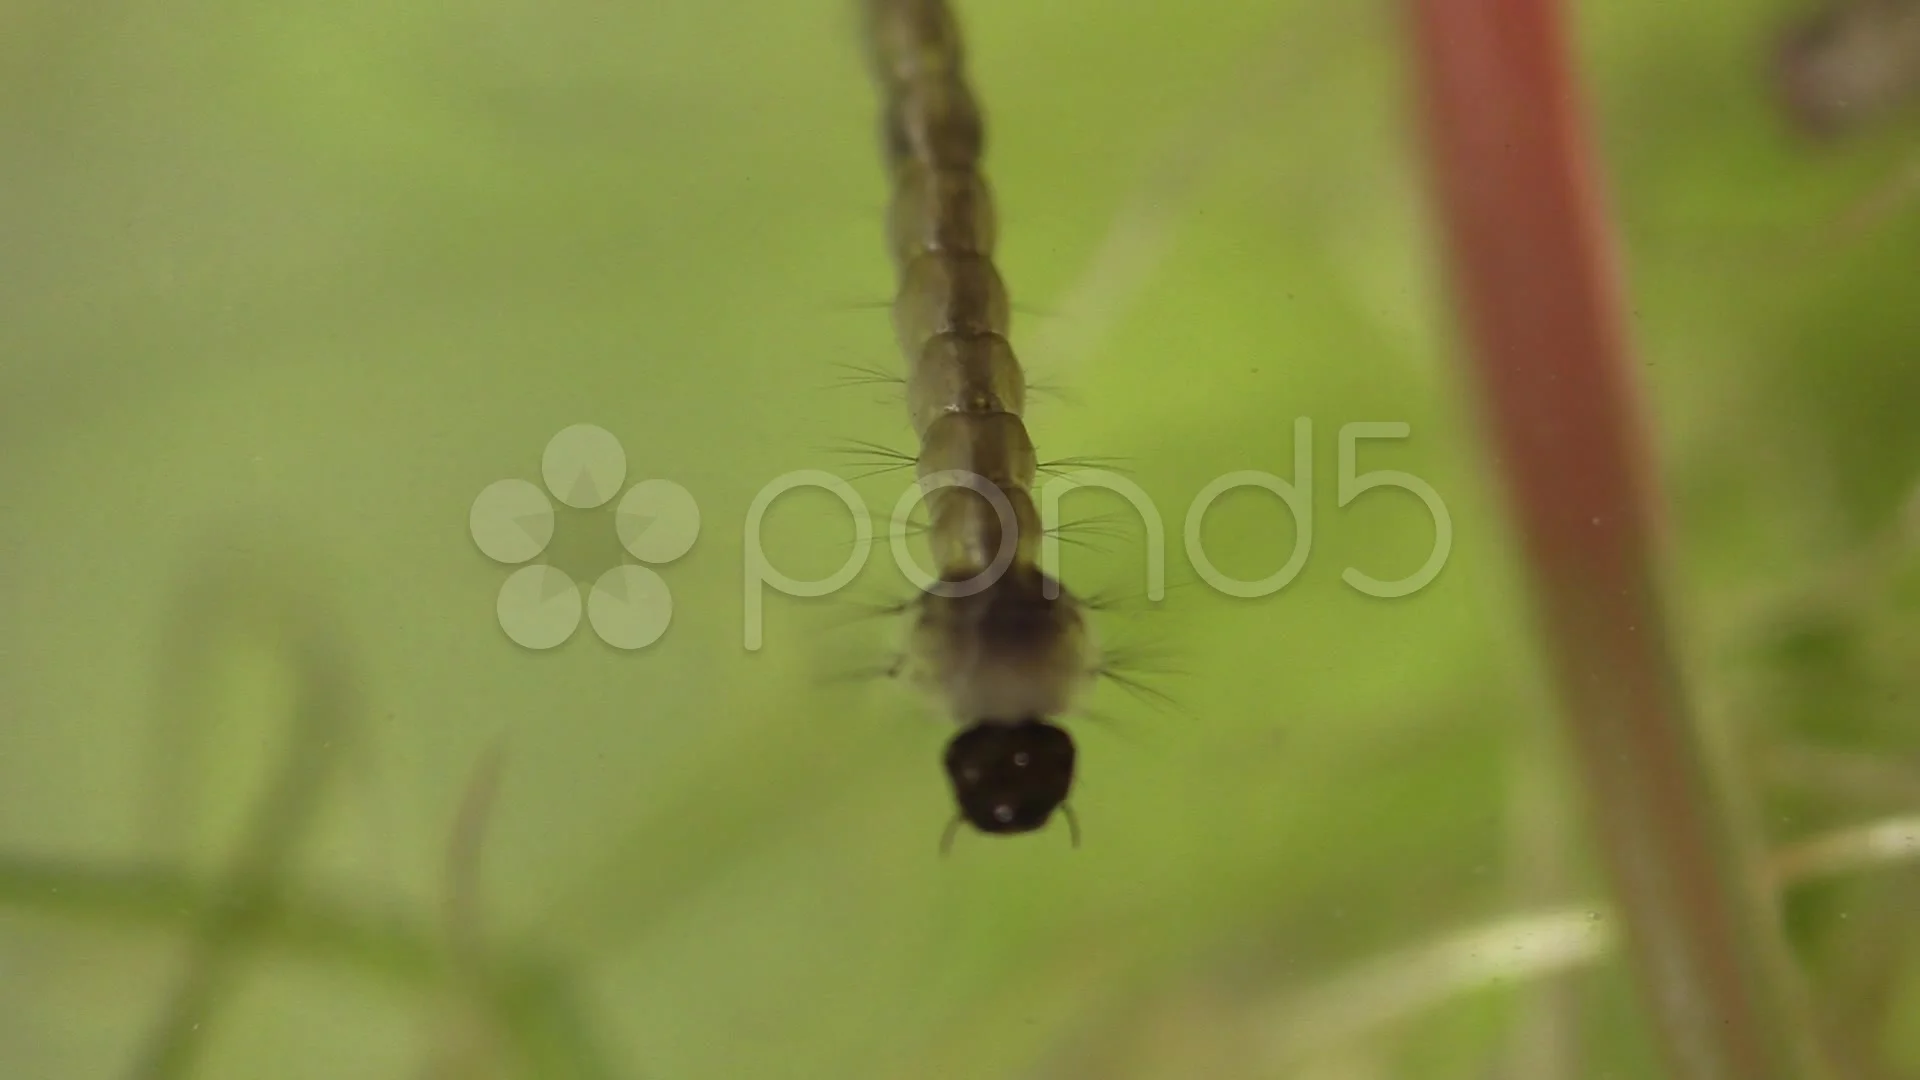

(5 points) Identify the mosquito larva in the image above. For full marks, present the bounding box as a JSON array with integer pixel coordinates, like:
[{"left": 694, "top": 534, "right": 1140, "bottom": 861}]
[{"left": 859, "top": 0, "right": 1097, "bottom": 845}]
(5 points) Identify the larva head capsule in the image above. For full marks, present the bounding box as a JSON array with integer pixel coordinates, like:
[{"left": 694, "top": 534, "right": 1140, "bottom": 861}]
[{"left": 942, "top": 718, "right": 1076, "bottom": 837}]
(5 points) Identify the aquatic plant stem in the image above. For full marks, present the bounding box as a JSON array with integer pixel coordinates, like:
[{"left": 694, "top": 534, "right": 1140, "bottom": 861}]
[
  {"left": 1254, "top": 814, "right": 1920, "bottom": 1068},
  {"left": 1401, "top": 1, "right": 1836, "bottom": 1077}
]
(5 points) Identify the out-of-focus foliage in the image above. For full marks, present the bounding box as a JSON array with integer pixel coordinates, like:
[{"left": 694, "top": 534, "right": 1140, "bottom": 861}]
[{"left": 1, "top": 0, "right": 1916, "bottom": 1077}]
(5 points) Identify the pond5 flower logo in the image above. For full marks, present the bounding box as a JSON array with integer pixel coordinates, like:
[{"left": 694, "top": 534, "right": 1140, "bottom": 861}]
[{"left": 468, "top": 424, "right": 698, "bottom": 651}]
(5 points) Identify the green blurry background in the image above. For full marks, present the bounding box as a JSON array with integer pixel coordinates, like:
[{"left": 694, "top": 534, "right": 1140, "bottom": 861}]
[{"left": 3, "top": 0, "right": 1917, "bottom": 1077}]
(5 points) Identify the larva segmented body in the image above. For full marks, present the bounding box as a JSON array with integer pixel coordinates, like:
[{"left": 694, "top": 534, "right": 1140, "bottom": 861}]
[{"left": 860, "top": 0, "right": 1097, "bottom": 842}]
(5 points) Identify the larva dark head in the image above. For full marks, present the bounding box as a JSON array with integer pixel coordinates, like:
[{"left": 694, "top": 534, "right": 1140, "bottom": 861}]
[{"left": 942, "top": 719, "right": 1076, "bottom": 836}]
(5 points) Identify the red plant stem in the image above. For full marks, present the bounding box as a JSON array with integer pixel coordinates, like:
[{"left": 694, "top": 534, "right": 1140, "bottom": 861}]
[{"left": 1401, "top": 2, "right": 1834, "bottom": 1078}]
